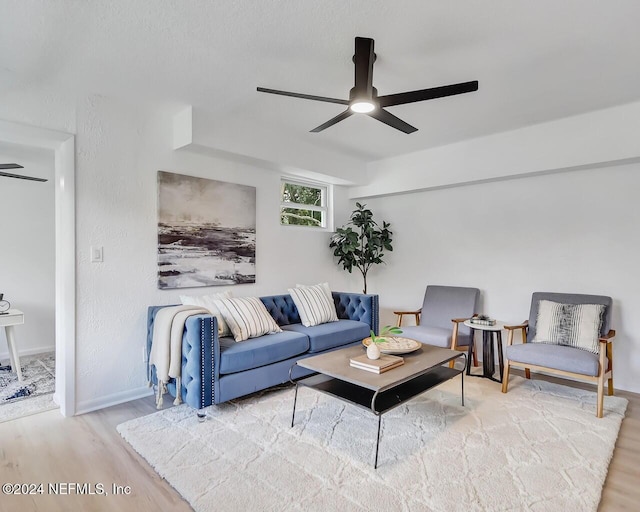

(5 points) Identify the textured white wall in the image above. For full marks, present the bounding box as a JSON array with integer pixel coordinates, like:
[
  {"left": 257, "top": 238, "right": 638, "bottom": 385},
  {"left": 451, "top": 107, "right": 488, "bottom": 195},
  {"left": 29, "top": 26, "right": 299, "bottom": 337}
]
[
  {"left": 72, "top": 95, "right": 351, "bottom": 411},
  {"left": 0, "top": 147, "right": 55, "bottom": 358},
  {"left": 359, "top": 164, "right": 640, "bottom": 393},
  {"left": 3, "top": 88, "right": 637, "bottom": 411}
]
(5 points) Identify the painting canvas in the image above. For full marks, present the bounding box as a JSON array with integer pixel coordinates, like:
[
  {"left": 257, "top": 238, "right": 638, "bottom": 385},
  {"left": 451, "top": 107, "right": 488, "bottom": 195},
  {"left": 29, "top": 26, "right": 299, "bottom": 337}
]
[{"left": 157, "top": 171, "right": 256, "bottom": 289}]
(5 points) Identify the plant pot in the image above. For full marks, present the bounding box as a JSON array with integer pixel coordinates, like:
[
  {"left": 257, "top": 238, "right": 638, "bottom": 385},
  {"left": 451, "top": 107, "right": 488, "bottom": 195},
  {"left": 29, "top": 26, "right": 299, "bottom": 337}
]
[{"left": 366, "top": 342, "right": 381, "bottom": 360}]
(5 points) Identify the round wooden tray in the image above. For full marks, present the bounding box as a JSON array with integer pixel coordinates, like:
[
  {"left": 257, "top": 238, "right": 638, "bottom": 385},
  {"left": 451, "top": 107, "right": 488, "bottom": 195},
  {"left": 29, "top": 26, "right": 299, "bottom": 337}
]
[{"left": 362, "top": 336, "right": 422, "bottom": 354}]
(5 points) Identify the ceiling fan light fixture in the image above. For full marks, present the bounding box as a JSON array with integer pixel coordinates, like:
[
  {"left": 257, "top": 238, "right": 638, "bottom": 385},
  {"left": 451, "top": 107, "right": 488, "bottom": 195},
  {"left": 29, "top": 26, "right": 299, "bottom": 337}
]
[
  {"left": 350, "top": 100, "right": 376, "bottom": 113},
  {"left": 257, "top": 37, "right": 478, "bottom": 133}
]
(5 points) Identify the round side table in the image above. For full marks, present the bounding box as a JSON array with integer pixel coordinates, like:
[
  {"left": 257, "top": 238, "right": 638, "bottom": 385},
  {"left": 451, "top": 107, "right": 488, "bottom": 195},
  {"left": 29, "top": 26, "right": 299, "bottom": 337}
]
[{"left": 463, "top": 319, "right": 504, "bottom": 383}]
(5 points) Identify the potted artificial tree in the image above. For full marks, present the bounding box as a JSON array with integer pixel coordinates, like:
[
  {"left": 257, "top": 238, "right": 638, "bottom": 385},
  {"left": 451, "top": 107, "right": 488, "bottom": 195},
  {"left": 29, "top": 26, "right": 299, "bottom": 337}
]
[{"left": 329, "top": 202, "right": 393, "bottom": 294}]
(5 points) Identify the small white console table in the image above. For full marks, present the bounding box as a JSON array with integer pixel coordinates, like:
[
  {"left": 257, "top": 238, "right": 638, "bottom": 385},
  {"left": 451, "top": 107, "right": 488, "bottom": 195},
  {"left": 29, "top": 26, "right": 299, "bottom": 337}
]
[{"left": 0, "top": 309, "right": 24, "bottom": 381}]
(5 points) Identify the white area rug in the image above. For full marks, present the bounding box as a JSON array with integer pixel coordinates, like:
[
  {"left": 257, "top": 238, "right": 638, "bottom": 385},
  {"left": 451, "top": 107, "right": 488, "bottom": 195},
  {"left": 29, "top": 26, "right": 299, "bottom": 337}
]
[
  {"left": 0, "top": 353, "right": 57, "bottom": 423},
  {"left": 118, "top": 376, "right": 627, "bottom": 512}
]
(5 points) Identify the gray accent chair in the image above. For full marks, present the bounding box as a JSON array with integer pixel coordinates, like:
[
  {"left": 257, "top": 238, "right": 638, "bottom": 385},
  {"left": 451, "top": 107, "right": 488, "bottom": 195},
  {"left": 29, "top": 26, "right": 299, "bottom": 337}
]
[
  {"left": 502, "top": 292, "right": 615, "bottom": 418},
  {"left": 394, "top": 285, "right": 480, "bottom": 365}
]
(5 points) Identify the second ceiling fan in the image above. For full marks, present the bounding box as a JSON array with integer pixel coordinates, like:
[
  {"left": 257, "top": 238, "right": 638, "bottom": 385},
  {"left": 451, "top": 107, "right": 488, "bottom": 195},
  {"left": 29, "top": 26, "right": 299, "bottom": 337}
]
[
  {"left": 0, "top": 163, "right": 47, "bottom": 182},
  {"left": 258, "top": 37, "right": 478, "bottom": 134}
]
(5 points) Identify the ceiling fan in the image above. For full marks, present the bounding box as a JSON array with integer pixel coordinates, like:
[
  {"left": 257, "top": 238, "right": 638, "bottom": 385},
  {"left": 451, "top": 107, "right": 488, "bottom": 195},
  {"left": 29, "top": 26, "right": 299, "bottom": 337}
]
[
  {"left": 257, "top": 37, "right": 478, "bottom": 134},
  {"left": 0, "top": 163, "right": 47, "bottom": 182}
]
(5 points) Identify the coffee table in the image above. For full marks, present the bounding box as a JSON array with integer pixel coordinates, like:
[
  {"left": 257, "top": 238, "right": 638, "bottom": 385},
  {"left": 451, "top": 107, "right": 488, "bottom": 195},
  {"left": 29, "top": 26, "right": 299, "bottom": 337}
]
[{"left": 289, "top": 344, "right": 466, "bottom": 468}]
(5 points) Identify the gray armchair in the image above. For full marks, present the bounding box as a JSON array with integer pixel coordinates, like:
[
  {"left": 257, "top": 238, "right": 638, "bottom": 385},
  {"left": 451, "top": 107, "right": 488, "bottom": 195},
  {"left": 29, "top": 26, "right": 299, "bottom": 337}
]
[
  {"left": 502, "top": 292, "right": 615, "bottom": 418},
  {"left": 394, "top": 285, "right": 480, "bottom": 364}
]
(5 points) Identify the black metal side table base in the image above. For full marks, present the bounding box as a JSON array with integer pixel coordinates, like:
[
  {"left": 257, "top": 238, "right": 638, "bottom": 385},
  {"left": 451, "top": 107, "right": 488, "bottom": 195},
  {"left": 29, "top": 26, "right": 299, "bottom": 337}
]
[{"left": 466, "top": 328, "right": 504, "bottom": 383}]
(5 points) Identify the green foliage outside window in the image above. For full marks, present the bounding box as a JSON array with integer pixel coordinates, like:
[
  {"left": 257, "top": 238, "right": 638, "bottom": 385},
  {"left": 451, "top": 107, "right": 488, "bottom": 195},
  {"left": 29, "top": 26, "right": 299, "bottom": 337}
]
[{"left": 280, "top": 182, "right": 325, "bottom": 227}]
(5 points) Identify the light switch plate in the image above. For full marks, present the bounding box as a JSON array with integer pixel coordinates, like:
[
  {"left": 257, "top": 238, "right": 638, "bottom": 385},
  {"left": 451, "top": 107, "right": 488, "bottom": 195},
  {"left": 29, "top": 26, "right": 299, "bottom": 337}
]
[{"left": 91, "top": 246, "right": 103, "bottom": 263}]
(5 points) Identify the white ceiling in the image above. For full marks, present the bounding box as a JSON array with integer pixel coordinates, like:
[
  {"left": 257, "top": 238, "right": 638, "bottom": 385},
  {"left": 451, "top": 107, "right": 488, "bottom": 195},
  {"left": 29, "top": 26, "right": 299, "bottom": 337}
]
[{"left": 2, "top": 1, "right": 640, "bottom": 170}]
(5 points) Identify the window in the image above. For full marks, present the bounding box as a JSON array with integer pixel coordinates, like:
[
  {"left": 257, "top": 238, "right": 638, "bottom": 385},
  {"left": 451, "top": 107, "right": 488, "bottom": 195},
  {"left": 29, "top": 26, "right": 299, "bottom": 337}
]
[{"left": 280, "top": 179, "right": 330, "bottom": 228}]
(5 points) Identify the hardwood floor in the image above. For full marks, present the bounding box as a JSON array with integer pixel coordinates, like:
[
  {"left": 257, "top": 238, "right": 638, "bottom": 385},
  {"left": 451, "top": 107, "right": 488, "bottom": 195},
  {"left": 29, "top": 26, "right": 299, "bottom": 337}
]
[
  {"left": 0, "top": 397, "right": 191, "bottom": 512},
  {"left": 0, "top": 376, "right": 638, "bottom": 512}
]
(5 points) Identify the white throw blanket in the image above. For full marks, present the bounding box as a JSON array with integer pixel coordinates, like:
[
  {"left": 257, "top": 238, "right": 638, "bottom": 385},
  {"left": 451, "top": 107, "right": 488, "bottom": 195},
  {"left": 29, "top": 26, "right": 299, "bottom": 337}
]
[{"left": 149, "top": 305, "right": 209, "bottom": 408}]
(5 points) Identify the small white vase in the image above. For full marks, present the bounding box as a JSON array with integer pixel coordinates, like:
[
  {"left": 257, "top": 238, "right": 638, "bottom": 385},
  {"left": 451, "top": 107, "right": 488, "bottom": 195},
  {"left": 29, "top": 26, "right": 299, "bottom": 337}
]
[{"left": 366, "top": 342, "right": 381, "bottom": 360}]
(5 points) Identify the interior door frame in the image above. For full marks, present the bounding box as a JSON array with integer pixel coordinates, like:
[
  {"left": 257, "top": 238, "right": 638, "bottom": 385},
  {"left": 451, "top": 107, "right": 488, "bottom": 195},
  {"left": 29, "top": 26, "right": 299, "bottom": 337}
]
[{"left": 0, "top": 120, "right": 76, "bottom": 416}]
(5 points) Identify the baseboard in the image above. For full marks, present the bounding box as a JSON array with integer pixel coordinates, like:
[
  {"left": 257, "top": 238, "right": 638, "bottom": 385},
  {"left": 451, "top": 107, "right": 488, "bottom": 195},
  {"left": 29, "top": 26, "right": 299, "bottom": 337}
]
[
  {"left": 0, "top": 345, "right": 55, "bottom": 361},
  {"left": 75, "top": 386, "right": 154, "bottom": 416}
]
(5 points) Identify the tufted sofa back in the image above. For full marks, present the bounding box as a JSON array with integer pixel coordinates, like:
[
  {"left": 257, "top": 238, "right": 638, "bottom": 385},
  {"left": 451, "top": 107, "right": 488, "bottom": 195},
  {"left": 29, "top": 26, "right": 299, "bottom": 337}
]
[
  {"left": 260, "top": 291, "right": 378, "bottom": 332},
  {"left": 260, "top": 294, "right": 301, "bottom": 325}
]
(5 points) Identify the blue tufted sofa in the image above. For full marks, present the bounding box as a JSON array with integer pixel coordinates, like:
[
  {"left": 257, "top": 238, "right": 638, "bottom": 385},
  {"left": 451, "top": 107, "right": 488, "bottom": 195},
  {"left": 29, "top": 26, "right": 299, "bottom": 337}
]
[{"left": 147, "top": 291, "right": 379, "bottom": 410}]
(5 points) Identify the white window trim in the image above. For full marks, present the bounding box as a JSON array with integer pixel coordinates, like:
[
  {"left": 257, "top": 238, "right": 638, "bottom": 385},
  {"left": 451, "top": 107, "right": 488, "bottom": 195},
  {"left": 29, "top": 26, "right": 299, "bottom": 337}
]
[{"left": 280, "top": 178, "right": 333, "bottom": 230}]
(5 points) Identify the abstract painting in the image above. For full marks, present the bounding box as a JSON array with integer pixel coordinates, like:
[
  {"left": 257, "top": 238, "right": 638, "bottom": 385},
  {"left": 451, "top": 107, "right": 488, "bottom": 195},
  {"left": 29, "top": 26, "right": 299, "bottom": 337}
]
[{"left": 157, "top": 171, "right": 256, "bottom": 289}]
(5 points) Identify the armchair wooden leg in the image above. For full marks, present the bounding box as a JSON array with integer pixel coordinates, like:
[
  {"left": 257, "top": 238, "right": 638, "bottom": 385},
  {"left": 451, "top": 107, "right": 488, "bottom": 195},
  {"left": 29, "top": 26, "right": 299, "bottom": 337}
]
[
  {"left": 525, "top": 368, "right": 531, "bottom": 379},
  {"left": 597, "top": 376, "right": 604, "bottom": 418},
  {"left": 606, "top": 342, "right": 614, "bottom": 396},
  {"left": 501, "top": 360, "right": 510, "bottom": 393}
]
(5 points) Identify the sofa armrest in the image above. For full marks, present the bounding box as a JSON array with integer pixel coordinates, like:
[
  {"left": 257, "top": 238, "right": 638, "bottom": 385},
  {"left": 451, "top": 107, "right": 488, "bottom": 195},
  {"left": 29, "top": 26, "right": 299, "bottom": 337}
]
[
  {"left": 332, "top": 292, "right": 379, "bottom": 334},
  {"left": 182, "top": 314, "right": 219, "bottom": 409},
  {"left": 147, "top": 306, "right": 219, "bottom": 409}
]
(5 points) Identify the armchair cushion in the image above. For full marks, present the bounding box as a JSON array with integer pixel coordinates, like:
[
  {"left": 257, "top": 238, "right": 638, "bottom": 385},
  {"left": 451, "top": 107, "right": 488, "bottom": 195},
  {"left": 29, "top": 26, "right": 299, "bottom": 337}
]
[
  {"left": 506, "top": 343, "right": 605, "bottom": 377},
  {"left": 532, "top": 300, "right": 605, "bottom": 354}
]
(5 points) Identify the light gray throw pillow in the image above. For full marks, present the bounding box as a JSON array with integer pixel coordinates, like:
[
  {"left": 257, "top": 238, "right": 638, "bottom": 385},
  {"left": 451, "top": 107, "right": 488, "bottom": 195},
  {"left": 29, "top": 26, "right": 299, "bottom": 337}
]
[{"left": 532, "top": 300, "right": 605, "bottom": 354}]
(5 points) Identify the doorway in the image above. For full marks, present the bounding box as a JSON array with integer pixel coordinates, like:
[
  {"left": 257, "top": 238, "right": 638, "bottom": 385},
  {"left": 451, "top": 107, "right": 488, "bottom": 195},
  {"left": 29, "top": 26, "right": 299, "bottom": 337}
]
[{"left": 0, "top": 120, "right": 75, "bottom": 417}]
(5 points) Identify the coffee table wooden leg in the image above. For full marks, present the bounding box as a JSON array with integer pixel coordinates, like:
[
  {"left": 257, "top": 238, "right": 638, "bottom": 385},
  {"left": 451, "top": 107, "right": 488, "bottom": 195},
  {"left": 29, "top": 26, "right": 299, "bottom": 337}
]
[{"left": 374, "top": 414, "right": 382, "bottom": 469}]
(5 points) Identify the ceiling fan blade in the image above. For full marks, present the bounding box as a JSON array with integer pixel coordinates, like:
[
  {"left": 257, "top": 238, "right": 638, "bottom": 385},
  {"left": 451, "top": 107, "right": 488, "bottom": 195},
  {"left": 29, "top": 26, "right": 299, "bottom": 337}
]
[
  {"left": 354, "top": 37, "right": 375, "bottom": 96},
  {"left": 0, "top": 163, "right": 24, "bottom": 170},
  {"left": 257, "top": 87, "right": 348, "bottom": 105},
  {"left": 310, "top": 109, "right": 353, "bottom": 133},
  {"left": 378, "top": 80, "right": 479, "bottom": 108},
  {"left": 0, "top": 171, "right": 47, "bottom": 182},
  {"left": 368, "top": 108, "right": 418, "bottom": 134}
]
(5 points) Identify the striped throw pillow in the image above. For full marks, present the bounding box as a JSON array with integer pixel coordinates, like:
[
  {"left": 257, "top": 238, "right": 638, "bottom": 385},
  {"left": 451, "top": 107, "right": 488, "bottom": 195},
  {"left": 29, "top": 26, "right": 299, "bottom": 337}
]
[
  {"left": 532, "top": 300, "right": 605, "bottom": 354},
  {"left": 213, "top": 297, "right": 282, "bottom": 342},
  {"left": 289, "top": 283, "right": 339, "bottom": 327}
]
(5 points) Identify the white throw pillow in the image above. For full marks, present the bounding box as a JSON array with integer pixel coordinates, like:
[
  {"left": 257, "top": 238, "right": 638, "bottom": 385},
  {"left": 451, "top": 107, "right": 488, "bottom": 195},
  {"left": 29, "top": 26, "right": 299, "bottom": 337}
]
[
  {"left": 213, "top": 296, "right": 282, "bottom": 342},
  {"left": 532, "top": 300, "right": 605, "bottom": 354},
  {"left": 180, "top": 291, "right": 233, "bottom": 337},
  {"left": 289, "top": 283, "right": 339, "bottom": 327}
]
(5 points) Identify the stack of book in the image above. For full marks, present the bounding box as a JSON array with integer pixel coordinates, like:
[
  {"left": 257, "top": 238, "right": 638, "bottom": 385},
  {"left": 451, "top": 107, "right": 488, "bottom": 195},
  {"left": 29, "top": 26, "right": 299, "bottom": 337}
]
[
  {"left": 470, "top": 317, "right": 496, "bottom": 326},
  {"left": 350, "top": 353, "right": 404, "bottom": 374}
]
